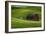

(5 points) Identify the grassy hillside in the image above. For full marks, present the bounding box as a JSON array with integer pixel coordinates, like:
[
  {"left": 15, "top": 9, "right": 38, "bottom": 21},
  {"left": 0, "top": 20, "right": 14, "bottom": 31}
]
[{"left": 11, "top": 5, "right": 41, "bottom": 28}]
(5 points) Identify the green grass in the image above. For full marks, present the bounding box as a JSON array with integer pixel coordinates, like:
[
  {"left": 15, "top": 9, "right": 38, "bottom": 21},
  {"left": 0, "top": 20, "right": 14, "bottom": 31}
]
[
  {"left": 11, "top": 6, "right": 41, "bottom": 28},
  {"left": 11, "top": 18, "right": 41, "bottom": 28}
]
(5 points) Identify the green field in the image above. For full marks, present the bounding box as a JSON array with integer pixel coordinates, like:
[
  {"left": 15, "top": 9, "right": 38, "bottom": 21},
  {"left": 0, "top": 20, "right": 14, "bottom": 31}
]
[{"left": 11, "top": 5, "right": 41, "bottom": 28}]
